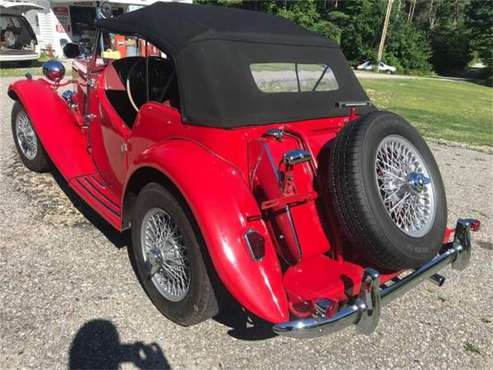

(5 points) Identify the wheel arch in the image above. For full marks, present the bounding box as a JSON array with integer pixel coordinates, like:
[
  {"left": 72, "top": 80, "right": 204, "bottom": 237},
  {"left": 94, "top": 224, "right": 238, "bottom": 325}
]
[
  {"left": 122, "top": 166, "right": 182, "bottom": 230},
  {"left": 7, "top": 79, "right": 94, "bottom": 180},
  {"left": 123, "top": 140, "right": 290, "bottom": 323},
  {"left": 8, "top": 89, "right": 19, "bottom": 101}
]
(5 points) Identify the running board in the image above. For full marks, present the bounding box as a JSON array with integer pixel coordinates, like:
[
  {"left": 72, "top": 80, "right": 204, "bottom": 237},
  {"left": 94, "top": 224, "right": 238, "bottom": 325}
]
[{"left": 69, "top": 174, "right": 122, "bottom": 229}]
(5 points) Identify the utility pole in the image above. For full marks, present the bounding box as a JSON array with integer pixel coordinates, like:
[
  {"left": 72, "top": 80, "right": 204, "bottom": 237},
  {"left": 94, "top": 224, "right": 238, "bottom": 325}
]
[{"left": 377, "top": 0, "right": 394, "bottom": 66}]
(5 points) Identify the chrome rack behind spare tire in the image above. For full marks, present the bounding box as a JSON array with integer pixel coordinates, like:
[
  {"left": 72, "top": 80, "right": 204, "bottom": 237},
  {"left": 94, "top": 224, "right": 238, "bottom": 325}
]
[{"left": 273, "top": 218, "right": 480, "bottom": 338}]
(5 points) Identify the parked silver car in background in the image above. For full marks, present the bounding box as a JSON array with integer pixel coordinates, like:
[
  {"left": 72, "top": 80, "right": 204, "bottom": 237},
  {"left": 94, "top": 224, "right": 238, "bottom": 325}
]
[{"left": 356, "top": 60, "right": 397, "bottom": 74}]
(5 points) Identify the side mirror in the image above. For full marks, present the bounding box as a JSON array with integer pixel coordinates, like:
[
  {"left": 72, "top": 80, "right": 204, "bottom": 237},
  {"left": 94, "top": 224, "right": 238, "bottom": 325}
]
[
  {"left": 63, "top": 43, "right": 80, "bottom": 59},
  {"left": 42, "top": 60, "right": 65, "bottom": 83}
]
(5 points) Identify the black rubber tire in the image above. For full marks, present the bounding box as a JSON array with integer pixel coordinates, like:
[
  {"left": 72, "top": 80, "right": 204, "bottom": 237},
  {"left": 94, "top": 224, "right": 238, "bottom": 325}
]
[
  {"left": 329, "top": 111, "right": 447, "bottom": 271},
  {"left": 129, "top": 183, "right": 219, "bottom": 326},
  {"left": 11, "top": 101, "right": 50, "bottom": 173}
]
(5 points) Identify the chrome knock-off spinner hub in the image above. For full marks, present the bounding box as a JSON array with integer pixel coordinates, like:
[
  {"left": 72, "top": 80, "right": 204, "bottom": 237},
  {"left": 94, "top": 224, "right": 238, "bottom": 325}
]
[
  {"left": 407, "top": 172, "right": 431, "bottom": 193},
  {"left": 141, "top": 208, "right": 191, "bottom": 302},
  {"left": 375, "top": 135, "right": 436, "bottom": 238}
]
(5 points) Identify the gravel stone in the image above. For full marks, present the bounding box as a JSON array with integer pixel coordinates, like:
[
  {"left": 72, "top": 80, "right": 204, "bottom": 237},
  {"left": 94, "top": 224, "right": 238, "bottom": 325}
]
[{"left": 0, "top": 76, "right": 491, "bottom": 369}]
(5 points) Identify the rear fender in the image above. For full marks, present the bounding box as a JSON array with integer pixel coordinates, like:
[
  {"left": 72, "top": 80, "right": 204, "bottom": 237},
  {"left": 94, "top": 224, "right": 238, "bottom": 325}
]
[
  {"left": 8, "top": 79, "right": 94, "bottom": 179},
  {"left": 127, "top": 139, "right": 289, "bottom": 323}
]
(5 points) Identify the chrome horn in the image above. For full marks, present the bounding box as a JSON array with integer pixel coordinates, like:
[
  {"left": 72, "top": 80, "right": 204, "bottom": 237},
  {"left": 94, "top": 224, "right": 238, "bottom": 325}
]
[{"left": 42, "top": 60, "right": 65, "bottom": 83}]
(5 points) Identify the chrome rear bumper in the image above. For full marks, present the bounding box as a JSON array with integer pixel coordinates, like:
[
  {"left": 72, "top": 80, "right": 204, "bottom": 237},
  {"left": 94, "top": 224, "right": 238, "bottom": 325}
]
[{"left": 273, "top": 219, "right": 479, "bottom": 338}]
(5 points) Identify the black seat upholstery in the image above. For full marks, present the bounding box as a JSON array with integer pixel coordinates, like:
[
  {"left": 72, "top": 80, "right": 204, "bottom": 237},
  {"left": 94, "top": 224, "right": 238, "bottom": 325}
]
[{"left": 105, "top": 56, "right": 180, "bottom": 127}]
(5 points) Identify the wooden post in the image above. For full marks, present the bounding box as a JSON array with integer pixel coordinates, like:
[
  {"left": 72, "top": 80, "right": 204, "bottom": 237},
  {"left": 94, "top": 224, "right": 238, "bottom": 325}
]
[{"left": 377, "top": 0, "right": 394, "bottom": 66}]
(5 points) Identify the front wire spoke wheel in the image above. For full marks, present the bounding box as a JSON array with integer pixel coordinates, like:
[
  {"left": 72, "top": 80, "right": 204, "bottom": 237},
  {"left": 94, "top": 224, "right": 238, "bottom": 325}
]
[
  {"left": 375, "top": 135, "right": 436, "bottom": 238},
  {"left": 15, "top": 110, "right": 38, "bottom": 160}
]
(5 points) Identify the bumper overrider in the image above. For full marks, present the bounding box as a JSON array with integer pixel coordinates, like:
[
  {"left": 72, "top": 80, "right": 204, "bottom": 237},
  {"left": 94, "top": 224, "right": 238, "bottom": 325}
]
[{"left": 273, "top": 219, "right": 480, "bottom": 338}]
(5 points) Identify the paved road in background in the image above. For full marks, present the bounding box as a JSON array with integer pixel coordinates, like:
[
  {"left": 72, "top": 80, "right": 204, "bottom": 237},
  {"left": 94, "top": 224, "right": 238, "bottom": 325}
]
[
  {"left": 354, "top": 70, "right": 472, "bottom": 82},
  {"left": 0, "top": 76, "right": 492, "bottom": 369}
]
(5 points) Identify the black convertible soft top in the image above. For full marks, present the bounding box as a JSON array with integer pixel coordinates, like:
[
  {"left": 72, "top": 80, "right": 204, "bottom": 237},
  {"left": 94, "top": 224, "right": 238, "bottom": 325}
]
[{"left": 96, "top": 2, "right": 373, "bottom": 128}]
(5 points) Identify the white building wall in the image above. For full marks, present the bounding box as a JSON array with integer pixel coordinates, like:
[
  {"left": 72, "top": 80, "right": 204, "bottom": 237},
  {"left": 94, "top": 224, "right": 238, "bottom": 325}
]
[{"left": 22, "top": 0, "right": 192, "bottom": 57}]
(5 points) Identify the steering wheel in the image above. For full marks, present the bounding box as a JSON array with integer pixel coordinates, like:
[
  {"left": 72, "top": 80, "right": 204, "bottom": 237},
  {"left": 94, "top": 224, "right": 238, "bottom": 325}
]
[
  {"left": 126, "top": 57, "right": 176, "bottom": 113},
  {"left": 126, "top": 58, "right": 146, "bottom": 112}
]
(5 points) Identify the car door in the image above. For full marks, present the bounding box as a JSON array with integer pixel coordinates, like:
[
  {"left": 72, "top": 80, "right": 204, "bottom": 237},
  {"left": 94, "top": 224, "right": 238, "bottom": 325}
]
[{"left": 87, "top": 76, "right": 130, "bottom": 198}]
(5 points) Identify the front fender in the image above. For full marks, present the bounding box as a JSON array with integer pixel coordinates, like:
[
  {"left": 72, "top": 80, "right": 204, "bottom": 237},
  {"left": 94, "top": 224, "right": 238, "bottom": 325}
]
[
  {"left": 8, "top": 79, "right": 93, "bottom": 180},
  {"left": 127, "top": 139, "right": 289, "bottom": 323}
]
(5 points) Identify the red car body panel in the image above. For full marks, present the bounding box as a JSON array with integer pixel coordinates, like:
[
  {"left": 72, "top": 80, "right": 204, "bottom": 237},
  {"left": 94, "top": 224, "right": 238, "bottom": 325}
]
[
  {"left": 8, "top": 79, "right": 93, "bottom": 179},
  {"left": 8, "top": 62, "right": 399, "bottom": 324}
]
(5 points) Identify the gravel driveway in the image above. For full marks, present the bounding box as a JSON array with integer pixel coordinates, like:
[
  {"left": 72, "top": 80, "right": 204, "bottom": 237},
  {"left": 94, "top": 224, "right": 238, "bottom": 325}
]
[{"left": 0, "top": 76, "right": 492, "bottom": 369}]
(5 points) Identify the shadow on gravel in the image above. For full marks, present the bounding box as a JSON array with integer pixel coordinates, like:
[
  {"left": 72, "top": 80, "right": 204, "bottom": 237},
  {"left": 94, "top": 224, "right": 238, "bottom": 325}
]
[
  {"left": 69, "top": 319, "right": 170, "bottom": 369},
  {"left": 213, "top": 298, "right": 276, "bottom": 341}
]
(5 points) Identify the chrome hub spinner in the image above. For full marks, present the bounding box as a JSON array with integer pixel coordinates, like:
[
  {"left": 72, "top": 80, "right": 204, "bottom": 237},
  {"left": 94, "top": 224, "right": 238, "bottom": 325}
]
[{"left": 407, "top": 172, "right": 431, "bottom": 193}]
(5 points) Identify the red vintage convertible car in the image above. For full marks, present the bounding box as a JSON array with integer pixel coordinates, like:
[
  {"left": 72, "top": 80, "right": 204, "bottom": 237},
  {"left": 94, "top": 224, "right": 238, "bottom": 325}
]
[{"left": 8, "top": 3, "right": 479, "bottom": 338}]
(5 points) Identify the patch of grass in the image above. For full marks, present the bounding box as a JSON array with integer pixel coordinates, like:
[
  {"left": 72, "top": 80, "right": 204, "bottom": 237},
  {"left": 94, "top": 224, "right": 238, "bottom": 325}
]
[
  {"left": 0, "top": 54, "right": 52, "bottom": 77},
  {"left": 360, "top": 78, "right": 493, "bottom": 147},
  {"left": 464, "top": 342, "right": 481, "bottom": 355}
]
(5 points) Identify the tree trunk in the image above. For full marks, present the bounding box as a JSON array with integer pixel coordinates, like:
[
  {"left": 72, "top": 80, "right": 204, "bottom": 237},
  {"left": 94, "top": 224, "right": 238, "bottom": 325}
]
[
  {"left": 408, "top": 0, "right": 416, "bottom": 23},
  {"left": 429, "top": 0, "right": 435, "bottom": 29},
  {"left": 454, "top": 0, "right": 460, "bottom": 25},
  {"left": 377, "top": 0, "right": 394, "bottom": 65}
]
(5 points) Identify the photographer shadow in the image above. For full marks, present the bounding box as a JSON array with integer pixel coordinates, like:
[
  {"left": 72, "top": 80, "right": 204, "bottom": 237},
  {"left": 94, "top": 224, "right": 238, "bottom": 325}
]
[{"left": 69, "top": 319, "right": 170, "bottom": 369}]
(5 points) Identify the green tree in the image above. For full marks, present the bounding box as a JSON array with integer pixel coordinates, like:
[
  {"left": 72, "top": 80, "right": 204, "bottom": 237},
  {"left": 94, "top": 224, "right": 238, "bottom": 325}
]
[
  {"left": 386, "top": 18, "right": 432, "bottom": 73},
  {"left": 465, "top": 1, "right": 493, "bottom": 85},
  {"left": 274, "top": 0, "right": 342, "bottom": 42},
  {"left": 430, "top": 26, "right": 470, "bottom": 74},
  {"left": 425, "top": 0, "right": 472, "bottom": 75},
  {"left": 336, "top": 0, "right": 387, "bottom": 64}
]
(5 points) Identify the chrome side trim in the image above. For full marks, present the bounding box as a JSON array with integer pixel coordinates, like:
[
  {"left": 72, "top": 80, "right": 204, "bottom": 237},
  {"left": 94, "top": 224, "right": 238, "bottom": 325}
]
[
  {"left": 285, "top": 205, "right": 303, "bottom": 261},
  {"left": 262, "top": 142, "right": 281, "bottom": 183},
  {"left": 273, "top": 218, "right": 477, "bottom": 339}
]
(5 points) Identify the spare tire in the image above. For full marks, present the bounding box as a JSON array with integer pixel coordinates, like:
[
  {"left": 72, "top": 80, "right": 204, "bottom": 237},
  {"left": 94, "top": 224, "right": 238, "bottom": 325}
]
[{"left": 329, "top": 111, "right": 447, "bottom": 271}]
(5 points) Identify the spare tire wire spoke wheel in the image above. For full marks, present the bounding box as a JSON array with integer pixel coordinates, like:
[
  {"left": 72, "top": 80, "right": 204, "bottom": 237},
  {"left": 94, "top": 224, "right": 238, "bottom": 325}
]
[
  {"left": 329, "top": 111, "right": 447, "bottom": 271},
  {"left": 375, "top": 135, "right": 436, "bottom": 238}
]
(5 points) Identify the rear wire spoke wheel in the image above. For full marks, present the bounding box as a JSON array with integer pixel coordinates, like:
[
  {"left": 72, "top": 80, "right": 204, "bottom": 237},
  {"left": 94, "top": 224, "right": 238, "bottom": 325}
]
[
  {"left": 11, "top": 102, "right": 50, "bottom": 173},
  {"left": 141, "top": 208, "right": 191, "bottom": 302},
  {"left": 129, "top": 183, "right": 218, "bottom": 326}
]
